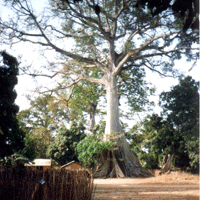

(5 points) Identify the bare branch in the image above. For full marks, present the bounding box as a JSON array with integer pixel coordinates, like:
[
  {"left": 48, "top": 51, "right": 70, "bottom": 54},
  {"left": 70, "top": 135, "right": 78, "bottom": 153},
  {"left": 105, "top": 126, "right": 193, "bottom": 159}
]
[
  {"left": 39, "top": 79, "right": 79, "bottom": 96},
  {"left": 115, "top": 29, "right": 126, "bottom": 40},
  {"left": 129, "top": 31, "right": 181, "bottom": 55},
  {"left": 1, "top": 4, "right": 96, "bottom": 65},
  {"left": 130, "top": 47, "right": 198, "bottom": 62},
  {"left": 67, "top": 2, "right": 99, "bottom": 26},
  {"left": 144, "top": 63, "right": 173, "bottom": 77},
  {"left": 21, "top": 70, "right": 61, "bottom": 78},
  {"left": 115, "top": 0, "right": 126, "bottom": 19},
  {"left": 124, "top": 30, "right": 139, "bottom": 48},
  {"left": 113, "top": 30, "right": 192, "bottom": 76}
]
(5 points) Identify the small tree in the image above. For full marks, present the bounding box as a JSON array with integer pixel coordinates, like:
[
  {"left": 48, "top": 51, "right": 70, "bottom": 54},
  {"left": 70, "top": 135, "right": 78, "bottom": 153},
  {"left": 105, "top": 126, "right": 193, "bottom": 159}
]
[
  {"left": 127, "top": 115, "right": 162, "bottom": 169},
  {"left": 47, "top": 120, "right": 86, "bottom": 166},
  {"left": 68, "top": 80, "right": 104, "bottom": 133},
  {"left": 76, "top": 121, "right": 112, "bottom": 169},
  {"left": 0, "top": 153, "right": 29, "bottom": 169},
  {"left": 22, "top": 136, "right": 38, "bottom": 160},
  {"left": 76, "top": 134, "right": 113, "bottom": 169}
]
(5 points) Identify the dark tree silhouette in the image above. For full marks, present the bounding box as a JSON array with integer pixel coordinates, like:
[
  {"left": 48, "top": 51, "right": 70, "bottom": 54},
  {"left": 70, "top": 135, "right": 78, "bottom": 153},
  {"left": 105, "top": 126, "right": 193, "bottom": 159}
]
[
  {"left": 135, "top": 0, "right": 199, "bottom": 31},
  {"left": 0, "top": 51, "right": 24, "bottom": 158}
]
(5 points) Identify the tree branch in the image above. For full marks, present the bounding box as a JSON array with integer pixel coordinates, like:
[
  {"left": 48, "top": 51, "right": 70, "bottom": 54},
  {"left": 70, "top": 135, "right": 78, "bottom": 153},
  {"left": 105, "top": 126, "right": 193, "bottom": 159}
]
[
  {"left": 144, "top": 63, "right": 173, "bottom": 77},
  {"left": 130, "top": 46, "right": 198, "bottom": 62},
  {"left": 113, "top": 53, "right": 131, "bottom": 75},
  {"left": 79, "top": 75, "right": 106, "bottom": 86},
  {"left": 21, "top": 70, "right": 61, "bottom": 78}
]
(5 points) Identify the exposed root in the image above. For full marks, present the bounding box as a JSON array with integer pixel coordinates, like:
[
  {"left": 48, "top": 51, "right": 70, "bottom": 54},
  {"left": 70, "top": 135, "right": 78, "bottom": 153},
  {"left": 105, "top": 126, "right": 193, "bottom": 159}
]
[{"left": 93, "top": 135, "right": 153, "bottom": 178}]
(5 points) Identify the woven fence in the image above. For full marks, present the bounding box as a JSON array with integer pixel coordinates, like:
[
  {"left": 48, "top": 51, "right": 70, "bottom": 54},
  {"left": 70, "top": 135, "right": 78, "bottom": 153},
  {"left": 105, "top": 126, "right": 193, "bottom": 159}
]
[{"left": 0, "top": 168, "right": 94, "bottom": 200}]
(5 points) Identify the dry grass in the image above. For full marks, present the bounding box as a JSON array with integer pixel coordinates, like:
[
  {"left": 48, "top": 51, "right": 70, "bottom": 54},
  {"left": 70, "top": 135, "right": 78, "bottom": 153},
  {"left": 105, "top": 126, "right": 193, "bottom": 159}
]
[
  {"left": 0, "top": 168, "right": 94, "bottom": 200},
  {"left": 145, "top": 170, "right": 199, "bottom": 185},
  {"left": 94, "top": 170, "right": 199, "bottom": 185}
]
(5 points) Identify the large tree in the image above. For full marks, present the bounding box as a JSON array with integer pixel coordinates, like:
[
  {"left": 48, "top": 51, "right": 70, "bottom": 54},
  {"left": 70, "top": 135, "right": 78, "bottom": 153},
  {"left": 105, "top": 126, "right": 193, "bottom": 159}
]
[
  {"left": 0, "top": 0, "right": 198, "bottom": 177},
  {"left": 50, "top": 59, "right": 152, "bottom": 134},
  {"left": 0, "top": 51, "right": 25, "bottom": 158}
]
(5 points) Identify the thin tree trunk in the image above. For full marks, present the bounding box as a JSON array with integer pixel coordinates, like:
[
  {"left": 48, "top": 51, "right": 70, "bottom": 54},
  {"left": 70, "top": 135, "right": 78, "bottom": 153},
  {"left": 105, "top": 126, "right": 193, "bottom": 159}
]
[
  {"left": 159, "top": 154, "right": 174, "bottom": 175},
  {"left": 89, "top": 103, "right": 97, "bottom": 134}
]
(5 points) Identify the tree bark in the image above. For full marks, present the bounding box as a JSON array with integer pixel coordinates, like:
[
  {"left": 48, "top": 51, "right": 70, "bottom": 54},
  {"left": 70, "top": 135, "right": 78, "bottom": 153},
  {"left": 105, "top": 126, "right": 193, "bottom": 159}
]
[
  {"left": 89, "top": 103, "right": 97, "bottom": 134},
  {"left": 159, "top": 154, "right": 174, "bottom": 175},
  {"left": 93, "top": 74, "right": 152, "bottom": 178},
  {"left": 104, "top": 74, "right": 121, "bottom": 138}
]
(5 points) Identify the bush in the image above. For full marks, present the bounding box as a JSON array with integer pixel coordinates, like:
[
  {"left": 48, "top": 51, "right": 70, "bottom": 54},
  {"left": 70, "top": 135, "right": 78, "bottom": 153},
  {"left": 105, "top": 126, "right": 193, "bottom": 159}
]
[
  {"left": 47, "top": 122, "right": 86, "bottom": 166},
  {"left": 76, "top": 134, "right": 113, "bottom": 168}
]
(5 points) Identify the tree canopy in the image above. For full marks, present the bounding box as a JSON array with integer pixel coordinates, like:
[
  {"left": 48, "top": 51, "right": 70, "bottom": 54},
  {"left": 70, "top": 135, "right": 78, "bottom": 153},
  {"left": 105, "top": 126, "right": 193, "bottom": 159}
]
[{"left": 136, "top": 0, "right": 199, "bottom": 31}]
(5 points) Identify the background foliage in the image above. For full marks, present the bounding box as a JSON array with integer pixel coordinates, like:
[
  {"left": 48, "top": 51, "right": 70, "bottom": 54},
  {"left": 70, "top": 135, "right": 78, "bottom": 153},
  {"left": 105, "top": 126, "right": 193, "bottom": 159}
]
[{"left": 127, "top": 76, "right": 199, "bottom": 172}]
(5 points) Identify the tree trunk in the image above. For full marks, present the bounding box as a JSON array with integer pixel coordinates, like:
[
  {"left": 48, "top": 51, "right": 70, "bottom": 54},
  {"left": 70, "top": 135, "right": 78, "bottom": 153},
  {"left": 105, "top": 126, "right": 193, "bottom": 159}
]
[
  {"left": 89, "top": 103, "right": 97, "bottom": 134},
  {"left": 93, "top": 74, "right": 152, "bottom": 178},
  {"left": 104, "top": 74, "right": 121, "bottom": 138},
  {"left": 159, "top": 154, "right": 174, "bottom": 175}
]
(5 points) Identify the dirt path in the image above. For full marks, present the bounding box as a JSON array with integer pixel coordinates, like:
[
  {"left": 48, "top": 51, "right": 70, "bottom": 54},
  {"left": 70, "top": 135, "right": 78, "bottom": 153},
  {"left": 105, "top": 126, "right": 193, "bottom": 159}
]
[{"left": 93, "top": 175, "right": 199, "bottom": 200}]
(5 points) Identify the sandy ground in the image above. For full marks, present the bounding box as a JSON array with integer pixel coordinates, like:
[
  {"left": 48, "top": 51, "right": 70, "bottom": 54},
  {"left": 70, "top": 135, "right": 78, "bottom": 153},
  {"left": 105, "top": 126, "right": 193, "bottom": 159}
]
[{"left": 93, "top": 172, "right": 199, "bottom": 200}]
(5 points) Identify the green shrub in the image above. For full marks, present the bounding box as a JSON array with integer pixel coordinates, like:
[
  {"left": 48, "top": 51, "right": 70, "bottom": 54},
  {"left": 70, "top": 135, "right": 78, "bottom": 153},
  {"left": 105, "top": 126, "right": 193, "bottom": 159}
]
[{"left": 76, "top": 134, "right": 113, "bottom": 168}]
